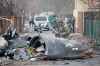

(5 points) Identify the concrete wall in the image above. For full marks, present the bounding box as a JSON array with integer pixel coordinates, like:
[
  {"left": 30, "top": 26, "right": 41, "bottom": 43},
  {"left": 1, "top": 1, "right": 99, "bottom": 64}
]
[
  {"left": 74, "top": 0, "right": 88, "bottom": 33},
  {"left": 75, "top": 0, "right": 88, "bottom": 12}
]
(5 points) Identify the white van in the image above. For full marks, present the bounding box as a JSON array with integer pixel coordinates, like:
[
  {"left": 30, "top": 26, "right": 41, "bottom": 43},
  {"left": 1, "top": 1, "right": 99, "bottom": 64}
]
[{"left": 34, "top": 15, "right": 49, "bottom": 31}]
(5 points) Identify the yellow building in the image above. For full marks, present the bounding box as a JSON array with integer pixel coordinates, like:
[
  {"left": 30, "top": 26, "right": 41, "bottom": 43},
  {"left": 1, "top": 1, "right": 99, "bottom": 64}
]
[
  {"left": 73, "top": 0, "right": 100, "bottom": 45},
  {"left": 73, "top": 0, "right": 100, "bottom": 33}
]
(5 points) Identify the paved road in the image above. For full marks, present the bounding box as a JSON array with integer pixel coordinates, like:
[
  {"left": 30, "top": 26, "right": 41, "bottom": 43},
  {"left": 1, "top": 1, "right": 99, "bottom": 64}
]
[{"left": 1, "top": 55, "right": 100, "bottom": 66}]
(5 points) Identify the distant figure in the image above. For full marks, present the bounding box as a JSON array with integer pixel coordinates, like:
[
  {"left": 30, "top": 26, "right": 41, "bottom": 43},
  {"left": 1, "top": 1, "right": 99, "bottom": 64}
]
[
  {"left": 29, "top": 19, "right": 34, "bottom": 27},
  {"left": 3, "top": 24, "right": 18, "bottom": 40}
]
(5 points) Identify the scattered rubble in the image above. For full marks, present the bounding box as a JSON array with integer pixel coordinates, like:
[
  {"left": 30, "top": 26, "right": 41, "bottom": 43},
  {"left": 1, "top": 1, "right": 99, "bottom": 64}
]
[
  {"left": 30, "top": 58, "right": 38, "bottom": 61},
  {"left": 13, "top": 48, "right": 29, "bottom": 61},
  {"left": 0, "top": 32, "right": 96, "bottom": 65},
  {"left": 0, "top": 36, "right": 8, "bottom": 49},
  {"left": 68, "top": 33, "right": 96, "bottom": 58}
]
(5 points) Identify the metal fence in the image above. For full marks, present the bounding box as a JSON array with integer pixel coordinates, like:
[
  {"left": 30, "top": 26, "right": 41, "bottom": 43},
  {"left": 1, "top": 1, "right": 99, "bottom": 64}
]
[{"left": 0, "top": 16, "right": 24, "bottom": 33}]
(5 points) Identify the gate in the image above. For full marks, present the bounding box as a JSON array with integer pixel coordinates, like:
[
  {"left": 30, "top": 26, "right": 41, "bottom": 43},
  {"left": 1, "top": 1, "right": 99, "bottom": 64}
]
[
  {"left": 84, "top": 11, "right": 100, "bottom": 48},
  {"left": 94, "top": 12, "right": 100, "bottom": 47}
]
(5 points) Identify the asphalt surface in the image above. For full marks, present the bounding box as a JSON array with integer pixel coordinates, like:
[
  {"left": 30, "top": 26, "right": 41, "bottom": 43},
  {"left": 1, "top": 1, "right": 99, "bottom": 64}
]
[{"left": 0, "top": 55, "right": 100, "bottom": 66}]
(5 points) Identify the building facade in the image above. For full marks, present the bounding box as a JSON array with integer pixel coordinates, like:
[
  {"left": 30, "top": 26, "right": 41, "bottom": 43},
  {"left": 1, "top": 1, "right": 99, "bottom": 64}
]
[{"left": 73, "top": 0, "right": 100, "bottom": 45}]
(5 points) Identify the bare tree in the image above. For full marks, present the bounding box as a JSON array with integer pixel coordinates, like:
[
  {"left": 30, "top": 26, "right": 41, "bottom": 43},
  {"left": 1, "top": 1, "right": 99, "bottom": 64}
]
[
  {"left": 0, "top": 0, "right": 25, "bottom": 16},
  {"left": 0, "top": 0, "right": 13, "bottom": 16}
]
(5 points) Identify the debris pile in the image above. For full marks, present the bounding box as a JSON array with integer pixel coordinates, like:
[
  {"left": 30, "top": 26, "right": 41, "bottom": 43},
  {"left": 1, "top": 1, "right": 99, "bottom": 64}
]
[
  {"left": 68, "top": 33, "right": 96, "bottom": 58},
  {"left": 0, "top": 37, "right": 8, "bottom": 49},
  {"left": 0, "top": 32, "right": 96, "bottom": 63}
]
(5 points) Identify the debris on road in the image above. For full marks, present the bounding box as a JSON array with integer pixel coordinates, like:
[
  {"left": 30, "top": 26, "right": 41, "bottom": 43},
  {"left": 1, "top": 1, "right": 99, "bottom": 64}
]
[
  {"left": 68, "top": 33, "right": 96, "bottom": 58},
  {"left": 13, "top": 48, "right": 29, "bottom": 61},
  {"left": 0, "top": 32, "right": 96, "bottom": 64},
  {"left": 30, "top": 58, "right": 38, "bottom": 61},
  {"left": 0, "top": 36, "right": 8, "bottom": 49}
]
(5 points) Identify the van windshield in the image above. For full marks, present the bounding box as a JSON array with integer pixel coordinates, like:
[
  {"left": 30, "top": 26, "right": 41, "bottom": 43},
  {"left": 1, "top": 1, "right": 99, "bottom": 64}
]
[{"left": 35, "top": 17, "right": 47, "bottom": 21}]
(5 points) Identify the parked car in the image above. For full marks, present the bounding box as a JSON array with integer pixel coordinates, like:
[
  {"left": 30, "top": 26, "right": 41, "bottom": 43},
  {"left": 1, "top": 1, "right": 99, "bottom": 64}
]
[{"left": 37, "top": 33, "right": 95, "bottom": 59}]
